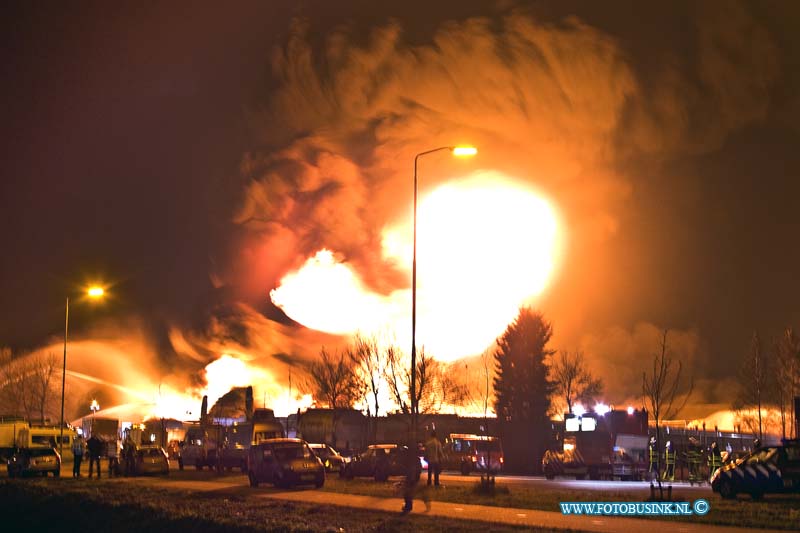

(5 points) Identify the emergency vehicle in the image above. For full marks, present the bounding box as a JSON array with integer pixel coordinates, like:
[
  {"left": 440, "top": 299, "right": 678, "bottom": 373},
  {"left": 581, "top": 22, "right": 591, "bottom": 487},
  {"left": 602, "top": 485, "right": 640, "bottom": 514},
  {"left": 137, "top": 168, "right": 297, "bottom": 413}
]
[
  {"left": 711, "top": 440, "right": 800, "bottom": 499},
  {"left": 442, "top": 434, "right": 504, "bottom": 475},
  {"left": 542, "top": 407, "right": 649, "bottom": 480}
]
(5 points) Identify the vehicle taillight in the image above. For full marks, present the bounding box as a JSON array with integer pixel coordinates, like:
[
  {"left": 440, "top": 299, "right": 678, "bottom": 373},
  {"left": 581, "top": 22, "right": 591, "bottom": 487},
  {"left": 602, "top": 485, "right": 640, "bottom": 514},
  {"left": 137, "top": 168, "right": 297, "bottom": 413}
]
[
  {"left": 499, "top": 457, "right": 504, "bottom": 463},
  {"left": 471, "top": 456, "right": 477, "bottom": 462}
]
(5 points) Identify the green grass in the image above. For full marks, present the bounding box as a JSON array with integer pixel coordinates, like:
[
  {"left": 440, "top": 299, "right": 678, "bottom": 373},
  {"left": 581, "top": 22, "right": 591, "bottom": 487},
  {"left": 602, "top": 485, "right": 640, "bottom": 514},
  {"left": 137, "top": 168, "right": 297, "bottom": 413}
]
[
  {"left": 0, "top": 478, "right": 540, "bottom": 533},
  {"left": 321, "top": 476, "right": 800, "bottom": 530}
]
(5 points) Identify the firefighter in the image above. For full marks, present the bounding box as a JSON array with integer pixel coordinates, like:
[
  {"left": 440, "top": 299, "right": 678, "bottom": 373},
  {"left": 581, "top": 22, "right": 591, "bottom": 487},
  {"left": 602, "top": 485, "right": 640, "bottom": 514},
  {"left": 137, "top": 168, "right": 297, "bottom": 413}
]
[
  {"left": 662, "top": 440, "right": 676, "bottom": 481},
  {"left": 648, "top": 436, "right": 659, "bottom": 480},
  {"left": 686, "top": 437, "right": 702, "bottom": 484},
  {"left": 708, "top": 441, "right": 722, "bottom": 481}
]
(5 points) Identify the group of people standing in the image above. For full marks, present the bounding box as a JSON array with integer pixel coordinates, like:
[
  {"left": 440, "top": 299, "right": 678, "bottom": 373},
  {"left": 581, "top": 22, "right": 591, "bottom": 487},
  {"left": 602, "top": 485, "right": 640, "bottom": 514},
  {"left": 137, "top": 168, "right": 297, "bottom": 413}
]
[{"left": 70, "top": 434, "right": 121, "bottom": 478}]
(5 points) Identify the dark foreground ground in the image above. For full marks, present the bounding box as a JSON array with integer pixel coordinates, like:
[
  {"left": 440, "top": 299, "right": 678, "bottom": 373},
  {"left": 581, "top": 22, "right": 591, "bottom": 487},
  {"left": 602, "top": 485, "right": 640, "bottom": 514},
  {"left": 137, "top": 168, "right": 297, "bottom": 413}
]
[{"left": 0, "top": 478, "right": 542, "bottom": 533}]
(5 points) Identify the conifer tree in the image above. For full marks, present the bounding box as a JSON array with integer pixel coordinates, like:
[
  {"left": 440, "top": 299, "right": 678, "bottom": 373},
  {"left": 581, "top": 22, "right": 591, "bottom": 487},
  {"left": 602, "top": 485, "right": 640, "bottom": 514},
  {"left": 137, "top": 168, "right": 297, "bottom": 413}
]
[{"left": 493, "top": 307, "right": 554, "bottom": 473}]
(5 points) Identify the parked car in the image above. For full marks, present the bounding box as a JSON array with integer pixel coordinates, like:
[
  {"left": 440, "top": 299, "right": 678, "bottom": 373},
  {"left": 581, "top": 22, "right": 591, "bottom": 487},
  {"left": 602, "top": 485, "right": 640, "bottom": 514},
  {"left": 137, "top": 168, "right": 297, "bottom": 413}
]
[
  {"left": 711, "top": 441, "right": 800, "bottom": 500},
  {"left": 120, "top": 445, "right": 169, "bottom": 476},
  {"left": 308, "top": 443, "right": 345, "bottom": 472},
  {"left": 247, "top": 438, "right": 325, "bottom": 489},
  {"left": 443, "top": 434, "right": 504, "bottom": 475},
  {"left": 7, "top": 447, "right": 61, "bottom": 478},
  {"left": 340, "top": 444, "right": 409, "bottom": 481}
]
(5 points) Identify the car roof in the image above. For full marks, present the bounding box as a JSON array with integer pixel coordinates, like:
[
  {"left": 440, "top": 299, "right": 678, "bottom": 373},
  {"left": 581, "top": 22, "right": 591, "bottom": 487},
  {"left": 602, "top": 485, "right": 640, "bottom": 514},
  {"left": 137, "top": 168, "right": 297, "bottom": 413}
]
[{"left": 254, "top": 438, "right": 305, "bottom": 446}]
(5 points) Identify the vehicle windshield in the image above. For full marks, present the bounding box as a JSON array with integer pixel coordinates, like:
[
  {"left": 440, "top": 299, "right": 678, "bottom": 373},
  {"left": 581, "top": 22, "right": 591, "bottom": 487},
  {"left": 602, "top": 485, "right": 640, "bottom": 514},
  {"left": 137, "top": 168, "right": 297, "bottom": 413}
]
[
  {"left": 273, "top": 444, "right": 313, "bottom": 461},
  {"left": 311, "top": 445, "right": 335, "bottom": 458},
  {"left": 453, "top": 438, "right": 501, "bottom": 453},
  {"left": 141, "top": 448, "right": 163, "bottom": 457}
]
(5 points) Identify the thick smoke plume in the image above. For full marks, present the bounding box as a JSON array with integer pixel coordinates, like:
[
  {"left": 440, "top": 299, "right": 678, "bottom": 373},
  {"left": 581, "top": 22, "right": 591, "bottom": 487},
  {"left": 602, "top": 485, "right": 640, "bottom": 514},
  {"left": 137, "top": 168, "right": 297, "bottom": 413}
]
[{"left": 222, "top": 3, "right": 780, "bottom": 412}]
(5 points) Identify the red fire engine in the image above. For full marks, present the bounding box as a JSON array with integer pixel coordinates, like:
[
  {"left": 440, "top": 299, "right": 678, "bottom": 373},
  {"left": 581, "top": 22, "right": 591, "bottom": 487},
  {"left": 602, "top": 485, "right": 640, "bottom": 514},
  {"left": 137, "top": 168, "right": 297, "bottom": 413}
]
[{"left": 542, "top": 407, "right": 649, "bottom": 480}]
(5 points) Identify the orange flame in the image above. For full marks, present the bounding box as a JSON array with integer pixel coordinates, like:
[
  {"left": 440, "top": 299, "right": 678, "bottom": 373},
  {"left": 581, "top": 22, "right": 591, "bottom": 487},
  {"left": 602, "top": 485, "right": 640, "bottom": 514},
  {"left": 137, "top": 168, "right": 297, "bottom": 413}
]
[{"left": 271, "top": 171, "right": 561, "bottom": 361}]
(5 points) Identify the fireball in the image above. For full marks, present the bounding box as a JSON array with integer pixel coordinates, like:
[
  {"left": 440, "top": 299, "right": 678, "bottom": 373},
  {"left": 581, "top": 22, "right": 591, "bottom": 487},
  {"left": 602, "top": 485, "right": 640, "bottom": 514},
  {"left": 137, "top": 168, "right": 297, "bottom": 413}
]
[{"left": 270, "top": 170, "right": 561, "bottom": 361}]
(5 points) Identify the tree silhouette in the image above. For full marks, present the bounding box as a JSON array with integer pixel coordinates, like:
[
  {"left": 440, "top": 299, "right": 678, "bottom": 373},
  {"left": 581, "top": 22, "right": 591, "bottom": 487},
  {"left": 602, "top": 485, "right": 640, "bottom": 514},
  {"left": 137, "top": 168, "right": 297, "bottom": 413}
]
[
  {"left": 551, "top": 350, "right": 603, "bottom": 415},
  {"left": 734, "top": 331, "right": 771, "bottom": 440},
  {"left": 642, "top": 329, "right": 693, "bottom": 496},
  {"left": 493, "top": 307, "right": 554, "bottom": 473},
  {"left": 307, "top": 347, "right": 360, "bottom": 409}
]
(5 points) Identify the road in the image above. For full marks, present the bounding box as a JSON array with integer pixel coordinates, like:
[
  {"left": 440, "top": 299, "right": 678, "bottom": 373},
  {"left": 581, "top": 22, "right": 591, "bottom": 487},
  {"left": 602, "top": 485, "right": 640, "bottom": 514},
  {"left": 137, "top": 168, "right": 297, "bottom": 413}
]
[
  {"left": 0, "top": 457, "right": 713, "bottom": 494},
  {"left": 440, "top": 471, "right": 712, "bottom": 494}
]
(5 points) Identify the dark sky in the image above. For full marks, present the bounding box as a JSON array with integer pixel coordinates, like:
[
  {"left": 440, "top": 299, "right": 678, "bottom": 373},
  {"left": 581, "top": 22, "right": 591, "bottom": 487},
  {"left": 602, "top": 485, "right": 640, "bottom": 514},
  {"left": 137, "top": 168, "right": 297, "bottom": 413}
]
[{"left": 2, "top": 0, "right": 799, "bottom": 408}]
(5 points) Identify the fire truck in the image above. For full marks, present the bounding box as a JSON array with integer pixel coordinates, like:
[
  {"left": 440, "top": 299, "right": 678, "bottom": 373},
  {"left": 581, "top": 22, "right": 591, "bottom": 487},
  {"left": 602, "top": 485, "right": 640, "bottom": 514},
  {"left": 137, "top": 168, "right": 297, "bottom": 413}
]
[{"left": 542, "top": 408, "right": 649, "bottom": 480}]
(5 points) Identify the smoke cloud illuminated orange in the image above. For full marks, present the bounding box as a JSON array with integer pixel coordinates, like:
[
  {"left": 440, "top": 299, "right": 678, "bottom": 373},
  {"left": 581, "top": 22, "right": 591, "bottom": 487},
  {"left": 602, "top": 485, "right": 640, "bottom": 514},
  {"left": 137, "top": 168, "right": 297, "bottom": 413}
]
[{"left": 270, "top": 171, "right": 561, "bottom": 361}]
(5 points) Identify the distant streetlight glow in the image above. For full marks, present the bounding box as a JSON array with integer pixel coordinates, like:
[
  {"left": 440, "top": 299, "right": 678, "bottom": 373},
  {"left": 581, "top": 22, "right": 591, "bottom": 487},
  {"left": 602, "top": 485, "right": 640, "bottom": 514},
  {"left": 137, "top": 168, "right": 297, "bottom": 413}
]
[
  {"left": 627, "top": 405, "right": 635, "bottom": 415},
  {"left": 572, "top": 403, "right": 586, "bottom": 417},
  {"left": 452, "top": 146, "right": 478, "bottom": 157},
  {"left": 411, "top": 144, "right": 477, "bottom": 442},
  {"left": 594, "top": 402, "right": 610, "bottom": 416},
  {"left": 87, "top": 286, "right": 104, "bottom": 299}
]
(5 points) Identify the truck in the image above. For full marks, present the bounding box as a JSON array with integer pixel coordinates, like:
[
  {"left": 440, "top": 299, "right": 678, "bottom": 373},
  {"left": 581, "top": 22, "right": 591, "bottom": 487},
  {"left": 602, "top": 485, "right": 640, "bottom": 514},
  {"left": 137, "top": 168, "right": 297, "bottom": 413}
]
[
  {"left": 181, "top": 422, "right": 223, "bottom": 471},
  {"left": 83, "top": 417, "right": 119, "bottom": 455},
  {"left": 296, "top": 408, "right": 365, "bottom": 452},
  {"left": 13, "top": 425, "right": 79, "bottom": 461},
  {"left": 542, "top": 408, "right": 649, "bottom": 481},
  {"left": 220, "top": 409, "right": 284, "bottom": 472},
  {"left": 0, "top": 417, "right": 29, "bottom": 460}
]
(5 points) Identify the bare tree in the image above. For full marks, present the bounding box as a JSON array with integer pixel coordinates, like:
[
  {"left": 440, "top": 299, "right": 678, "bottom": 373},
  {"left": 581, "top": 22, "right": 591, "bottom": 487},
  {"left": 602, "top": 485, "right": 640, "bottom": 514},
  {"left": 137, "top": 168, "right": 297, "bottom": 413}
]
[
  {"left": 480, "top": 349, "right": 493, "bottom": 419},
  {"left": 307, "top": 347, "right": 360, "bottom": 409},
  {"left": 0, "top": 349, "right": 31, "bottom": 419},
  {"left": 385, "top": 345, "right": 410, "bottom": 414},
  {"left": 734, "top": 331, "right": 771, "bottom": 440},
  {"left": 0, "top": 350, "right": 59, "bottom": 423},
  {"left": 437, "top": 361, "right": 472, "bottom": 414},
  {"left": 550, "top": 350, "right": 603, "bottom": 415},
  {"left": 642, "top": 330, "right": 693, "bottom": 479},
  {"left": 774, "top": 328, "right": 800, "bottom": 440},
  {"left": 347, "top": 333, "right": 384, "bottom": 441},
  {"left": 29, "top": 352, "right": 59, "bottom": 424},
  {"left": 384, "top": 345, "right": 467, "bottom": 416}
]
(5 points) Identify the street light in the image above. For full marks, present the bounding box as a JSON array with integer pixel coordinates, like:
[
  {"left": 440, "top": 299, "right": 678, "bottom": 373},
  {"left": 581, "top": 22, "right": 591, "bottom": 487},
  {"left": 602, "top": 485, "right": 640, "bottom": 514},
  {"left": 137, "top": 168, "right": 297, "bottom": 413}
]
[
  {"left": 411, "top": 145, "right": 477, "bottom": 443},
  {"left": 59, "top": 285, "right": 105, "bottom": 455},
  {"left": 90, "top": 399, "right": 100, "bottom": 430}
]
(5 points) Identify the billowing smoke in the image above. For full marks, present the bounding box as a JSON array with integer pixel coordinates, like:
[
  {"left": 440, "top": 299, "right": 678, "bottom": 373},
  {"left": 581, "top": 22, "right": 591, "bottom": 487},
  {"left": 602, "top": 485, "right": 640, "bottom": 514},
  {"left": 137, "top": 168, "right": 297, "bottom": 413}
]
[
  {"left": 6, "top": 3, "right": 782, "bottom": 423},
  {"left": 220, "top": 2, "right": 780, "bottom": 413}
]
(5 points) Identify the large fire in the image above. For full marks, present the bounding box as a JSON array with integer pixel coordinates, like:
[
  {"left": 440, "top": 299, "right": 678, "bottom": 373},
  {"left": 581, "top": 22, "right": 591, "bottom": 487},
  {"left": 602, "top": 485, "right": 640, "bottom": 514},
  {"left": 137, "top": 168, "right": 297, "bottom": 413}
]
[{"left": 270, "top": 171, "right": 561, "bottom": 361}]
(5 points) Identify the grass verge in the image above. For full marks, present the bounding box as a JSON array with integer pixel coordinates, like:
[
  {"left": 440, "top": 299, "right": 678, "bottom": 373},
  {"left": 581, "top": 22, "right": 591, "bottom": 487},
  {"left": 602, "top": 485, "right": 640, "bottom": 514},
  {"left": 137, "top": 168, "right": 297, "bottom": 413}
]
[
  {"left": 321, "top": 476, "right": 800, "bottom": 530},
  {"left": 0, "top": 478, "right": 540, "bottom": 533}
]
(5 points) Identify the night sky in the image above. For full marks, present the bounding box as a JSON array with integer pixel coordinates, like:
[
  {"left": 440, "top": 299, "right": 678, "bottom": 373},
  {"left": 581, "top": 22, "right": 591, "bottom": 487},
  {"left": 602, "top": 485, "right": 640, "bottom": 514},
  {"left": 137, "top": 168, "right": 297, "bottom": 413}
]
[{"left": 2, "top": 0, "right": 799, "bottom": 413}]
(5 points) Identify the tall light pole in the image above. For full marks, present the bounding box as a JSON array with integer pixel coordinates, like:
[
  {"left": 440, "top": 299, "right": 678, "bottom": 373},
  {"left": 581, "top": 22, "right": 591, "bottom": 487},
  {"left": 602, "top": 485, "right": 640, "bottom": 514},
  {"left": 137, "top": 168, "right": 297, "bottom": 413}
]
[
  {"left": 59, "top": 285, "right": 105, "bottom": 455},
  {"left": 90, "top": 399, "right": 100, "bottom": 433},
  {"left": 411, "top": 145, "right": 477, "bottom": 443}
]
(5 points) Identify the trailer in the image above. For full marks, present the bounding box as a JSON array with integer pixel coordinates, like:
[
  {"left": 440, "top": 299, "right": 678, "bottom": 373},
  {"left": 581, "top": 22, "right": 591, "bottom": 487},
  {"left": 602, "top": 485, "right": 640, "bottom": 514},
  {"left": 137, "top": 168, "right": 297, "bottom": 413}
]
[
  {"left": 542, "top": 408, "right": 649, "bottom": 480},
  {"left": 0, "top": 417, "right": 29, "bottom": 460}
]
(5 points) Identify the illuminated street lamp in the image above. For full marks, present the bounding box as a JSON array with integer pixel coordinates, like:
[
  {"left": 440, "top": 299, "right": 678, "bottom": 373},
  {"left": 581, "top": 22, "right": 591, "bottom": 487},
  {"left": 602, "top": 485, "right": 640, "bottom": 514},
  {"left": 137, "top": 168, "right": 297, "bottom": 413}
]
[
  {"left": 59, "top": 285, "right": 105, "bottom": 455},
  {"left": 411, "top": 145, "right": 477, "bottom": 442},
  {"left": 90, "top": 399, "right": 100, "bottom": 426}
]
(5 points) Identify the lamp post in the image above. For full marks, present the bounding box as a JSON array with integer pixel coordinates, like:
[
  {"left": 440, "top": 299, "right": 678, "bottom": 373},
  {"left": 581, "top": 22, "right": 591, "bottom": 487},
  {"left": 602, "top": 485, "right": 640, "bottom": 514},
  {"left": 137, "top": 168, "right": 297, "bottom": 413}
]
[
  {"left": 59, "top": 285, "right": 105, "bottom": 455},
  {"left": 411, "top": 145, "right": 476, "bottom": 443},
  {"left": 90, "top": 399, "right": 100, "bottom": 432}
]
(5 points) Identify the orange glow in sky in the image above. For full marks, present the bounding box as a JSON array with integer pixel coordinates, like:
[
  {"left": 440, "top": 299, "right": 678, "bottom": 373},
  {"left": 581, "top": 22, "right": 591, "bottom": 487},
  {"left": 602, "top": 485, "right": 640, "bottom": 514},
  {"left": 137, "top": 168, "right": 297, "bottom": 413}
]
[{"left": 270, "top": 171, "right": 561, "bottom": 361}]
